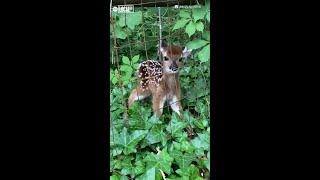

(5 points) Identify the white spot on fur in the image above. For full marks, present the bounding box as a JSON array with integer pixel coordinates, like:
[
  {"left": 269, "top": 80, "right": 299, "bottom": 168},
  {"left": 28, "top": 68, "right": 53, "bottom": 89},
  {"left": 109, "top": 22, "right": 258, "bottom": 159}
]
[{"left": 134, "top": 95, "right": 146, "bottom": 101}]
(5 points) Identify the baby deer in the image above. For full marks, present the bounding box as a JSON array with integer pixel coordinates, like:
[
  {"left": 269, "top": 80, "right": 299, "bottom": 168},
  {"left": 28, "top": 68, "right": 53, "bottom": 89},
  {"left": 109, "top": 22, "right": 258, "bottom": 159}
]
[{"left": 128, "top": 40, "right": 192, "bottom": 119}]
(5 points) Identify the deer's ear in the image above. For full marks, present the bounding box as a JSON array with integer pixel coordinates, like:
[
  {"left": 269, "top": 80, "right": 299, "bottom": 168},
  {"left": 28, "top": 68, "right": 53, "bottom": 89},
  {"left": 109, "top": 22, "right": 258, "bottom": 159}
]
[
  {"left": 160, "top": 39, "right": 168, "bottom": 53},
  {"left": 182, "top": 47, "right": 192, "bottom": 58}
]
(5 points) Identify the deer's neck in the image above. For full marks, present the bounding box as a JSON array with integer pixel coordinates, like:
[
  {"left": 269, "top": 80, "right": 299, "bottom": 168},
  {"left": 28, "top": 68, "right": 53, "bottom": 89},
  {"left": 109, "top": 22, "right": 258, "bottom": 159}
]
[{"left": 162, "top": 73, "right": 180, "bottom": 98}]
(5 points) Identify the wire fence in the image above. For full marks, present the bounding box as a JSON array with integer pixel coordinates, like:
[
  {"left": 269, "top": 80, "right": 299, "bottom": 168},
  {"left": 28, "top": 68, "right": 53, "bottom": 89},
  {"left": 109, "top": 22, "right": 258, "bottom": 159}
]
[{"left": 110, "top": 0, "right": 210, "bottom": 176}]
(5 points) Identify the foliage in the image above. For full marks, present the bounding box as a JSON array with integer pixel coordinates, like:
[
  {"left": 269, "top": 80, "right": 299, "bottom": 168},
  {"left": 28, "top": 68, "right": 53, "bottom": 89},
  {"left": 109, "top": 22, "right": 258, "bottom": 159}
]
[{"left": 110, "top": 1, "right": 210, "bottom": 179}]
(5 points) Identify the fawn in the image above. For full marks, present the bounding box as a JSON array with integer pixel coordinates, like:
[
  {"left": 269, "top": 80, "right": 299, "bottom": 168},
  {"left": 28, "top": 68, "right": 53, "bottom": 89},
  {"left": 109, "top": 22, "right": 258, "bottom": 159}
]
[{"left": 128, "top": 40, "right": 192, "bottom": 119}]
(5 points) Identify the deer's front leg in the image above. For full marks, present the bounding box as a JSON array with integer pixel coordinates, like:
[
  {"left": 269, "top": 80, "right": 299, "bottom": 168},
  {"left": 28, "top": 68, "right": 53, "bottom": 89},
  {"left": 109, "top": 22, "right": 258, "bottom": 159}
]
[
  {"left": 169, "top": 95, "right": 184, "bottom": 119},
  {"left": 152, "top": 95, "right": 166, "bottom": 118},
  {"left": 128, "top": 87, "right": 150, "bottom": 108}
]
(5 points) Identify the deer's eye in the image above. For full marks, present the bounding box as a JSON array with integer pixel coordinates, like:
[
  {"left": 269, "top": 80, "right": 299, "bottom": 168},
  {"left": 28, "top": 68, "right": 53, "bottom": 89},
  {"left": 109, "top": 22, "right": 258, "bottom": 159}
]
[
  {"left": 178, "top": 57, "right": 183, "bottom": 62},
  {"left": 164, "top": 56, "right": 169, "bottom": 61}
]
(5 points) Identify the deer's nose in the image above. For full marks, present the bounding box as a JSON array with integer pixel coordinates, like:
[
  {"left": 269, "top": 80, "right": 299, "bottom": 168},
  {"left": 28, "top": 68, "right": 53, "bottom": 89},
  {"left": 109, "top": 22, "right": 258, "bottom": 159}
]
[{"left": 169, "top": 61, "right": 178, "bottom": 71}]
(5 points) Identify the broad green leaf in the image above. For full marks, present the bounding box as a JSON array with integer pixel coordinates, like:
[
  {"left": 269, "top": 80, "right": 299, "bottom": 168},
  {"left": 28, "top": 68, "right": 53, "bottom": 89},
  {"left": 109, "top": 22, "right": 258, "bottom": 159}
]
[
  {"left": 126, "top": 11, "right": 142, "bottom": 30},
  {"left": 122, "top": 80, "right": 129, "bottom": 86},
  {"left": 172, "top": 141, "right": 181, "bottom": 151},
  {"left": 141, "top": 124, "right": 167, "bottom": 148},
  {"left": 143, "top": 150, "right": 174, "bottom": 175},
  {"left": 202, "top": 31, "right": 210, "bottom": 41},
  {"left": 195, "top": 148, "right": 205, "bottom": 156},
  {"left": 145, "top": 113, "right": 161, "bottom": 129},
  {"left": 110, "top": 71, "right": 114, "bottom": 81},
  {"left": 204, "top": 151, "right": 210, "bottom": 171},
  {"left": 115, "top": 127, "right": 148, "bottom": 155},
  {"left": 122, "top": 56, "right": 130, "bottom": 65},
  {"left": 186, "top": 39, "right": 209, "bottom": 49},
  {"left": 173, "top": 18, "right": 190, "bottom": 30},
  {"left": 170, "top": 150, "right": 196, "bottom": 171},
  {"left": 136, "top": 167, "right": 155, "bottom": 180},
  {"left": 192, "top": 7, "right": 207, "bottom": 22},
  {"left": 206, "top": 11, "right": 210, "bottom": 22},
  {"left": 191, "top": 135, "right": 210, "bottom": 151},
  {"left": 120, "top": 156, "right": 145, "bottom": 178},
  {"left": 175, "top": 164, "right": 200, "bottom": 179},
  {"left": 198, "top": 133, "right": 210, "bottom": 144},
  {"left": 179, "top": 10, "right": 191, "bottom": 18},
  {"left": 115, "top": 26, "right": 127, "bottom": 39},
  {"left": 112, "top": 77, "right": 118, "bottom": 85},
  {"left": 185, "top": 21, "right": 196, "bottom": 37},
  {"left": 120, "top": 65, "right": 133, "bottom": 73},
  {"left": 132, "top": 55, "right": 140, "bottom": 63},
  {"left": 193, "top": 119, "right": 205, "bottom": 129},
  {"left": 112, "top": 147, "right": 123, "bottom": 156},
  {"left": 180, "top": 140, "right": 194, "bottom": 152},
  {"left": 190, "top": 137, "right": 203, "bottom": 149},
  {"left": 133, "top": 63, "right": 139, "bottom": 69},
  {"left": 134, "top": 160, "right": 146, "bottom": 177},
  {"left": 166, "top": 119, "right": 187, "bottom": 138},
  {"left": 110, "top": 159, "right": 122, "bottom": 170},
  {"left": 120, "top": 157, "right": 135, "bottom": 176},
  {"left": 118, "top": 14, "right": 126, "bottom": 27},
  {"left": 120, "top": 176, "right": 128, "bottom": 180},
  {"left": 201, "top": 119, "right": 209, "bottom": 127},
  {"left": 110, "top": 127, "right": 119, "bottom": 147},
  {"left": 198, "top": 44, "right": 210, "bottom": 62},
  {"left": 195, "top": 21, "right": 204, "bottom": 32},
  {"left": 110, "top": 175, "right": 120, "bottom": 180}
]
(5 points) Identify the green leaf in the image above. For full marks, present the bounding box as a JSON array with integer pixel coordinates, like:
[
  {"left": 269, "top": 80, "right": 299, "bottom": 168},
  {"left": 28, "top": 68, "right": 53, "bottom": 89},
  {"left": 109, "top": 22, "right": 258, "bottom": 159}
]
[
  {"left": 122, "top": 56, "right": 130, "bottom": 65},
  {"left": 133, "top": 63, "right": 139, "bottom": 70},
  {"left": 206, "top": 11, "right": 210, "bottom": 22},
  {"left": 112, "top": 77, "right": 118, "bottom": 85},
  {"left": 202, "top": 31, "right": 210, "bottom": 41},
  {"left": 141, "top": 124, "right": 168, "bottom": 148},
  {"left": 115, "top": 127, "right": 148, "bottom": 155},
  {"left": 187, "top": 165, "right": 200, "bottom": 180},
  {"left": 185, "top": 21, "right": 196, "bottom": 37},
  {"left": 145, "top": 113, "right": 161, "bottom": 130},
  {"left": 120, "top": 65, "right": 133, "bottom": 73},
  {"left": 170, "top": 150, "right": 196, "bottom": 171},
  {"left": 195, "top": 21, "right": 204, "bottom": 32},
  {"left": 191, "top": 134, "right": 210, "bottom": 151},
  {"left": 198, "top": 44, "right": 210, "bottom": 62},
  {"left": 136, "top": 167, "right": 155, "bottom": 180},
  {"left": 204, "top": 151, "right": 210, "bottom": 171},
  {"left": 143, "top": 150, "right": 174, "bottom": 175},
  {"left": 186, "top": 39, "right": 209, "bottom": 49},
  {"left": 175, "top": 165, "right": 200, "bottom": 179},
  {"left": 134, "top": 160, "right": 146, "bottom": 177},
  {"left": 166, "top": 118, "right": 187, "bottom": 138},
  {"left": 172, "top": 141, "right": 181, "bottom": 151},
  {"left": 110, "top": 175, "right": 120, "bottom": 180},
  {"left": 179, "top": 10, "right": 191, "bottom": 18},
  {"left": 194, "top": 148, "right": 205, "bottom": 156},
  {"left": 192, "top": 7, "right": 207, "bottom": 22},
  {"left": 126, "top": 11, "right": 142, "bottom": 30},
  {"left": 115, "top": 26, "right": 127, "bottom": 39},
  {"left": 120, "top": 157, "right": 135, "bottom": 176},
  {"left": 173, "top": 18, "right": 191, "bottom": 31},
  {"left": 132, "top": 55, "right": 140, "bottom": 63},
  {"left": 180, "top": 140, "right": 194, "bottom": 152},
  {"left": 118, "top": 14, "right": 126, "bottom": 27}
]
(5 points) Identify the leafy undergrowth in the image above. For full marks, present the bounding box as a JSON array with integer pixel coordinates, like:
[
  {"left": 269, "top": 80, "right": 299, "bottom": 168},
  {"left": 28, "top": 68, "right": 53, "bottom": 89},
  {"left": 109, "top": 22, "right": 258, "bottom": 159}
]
[{"left": 110, "top": 101, "right": 210, "bottom": 180}]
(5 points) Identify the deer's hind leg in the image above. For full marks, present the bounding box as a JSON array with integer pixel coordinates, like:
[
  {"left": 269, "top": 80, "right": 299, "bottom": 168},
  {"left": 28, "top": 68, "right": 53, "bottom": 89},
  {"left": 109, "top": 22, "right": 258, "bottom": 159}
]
[{"left": 128, "top": 87, "right": 151, "bottom": 108}]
